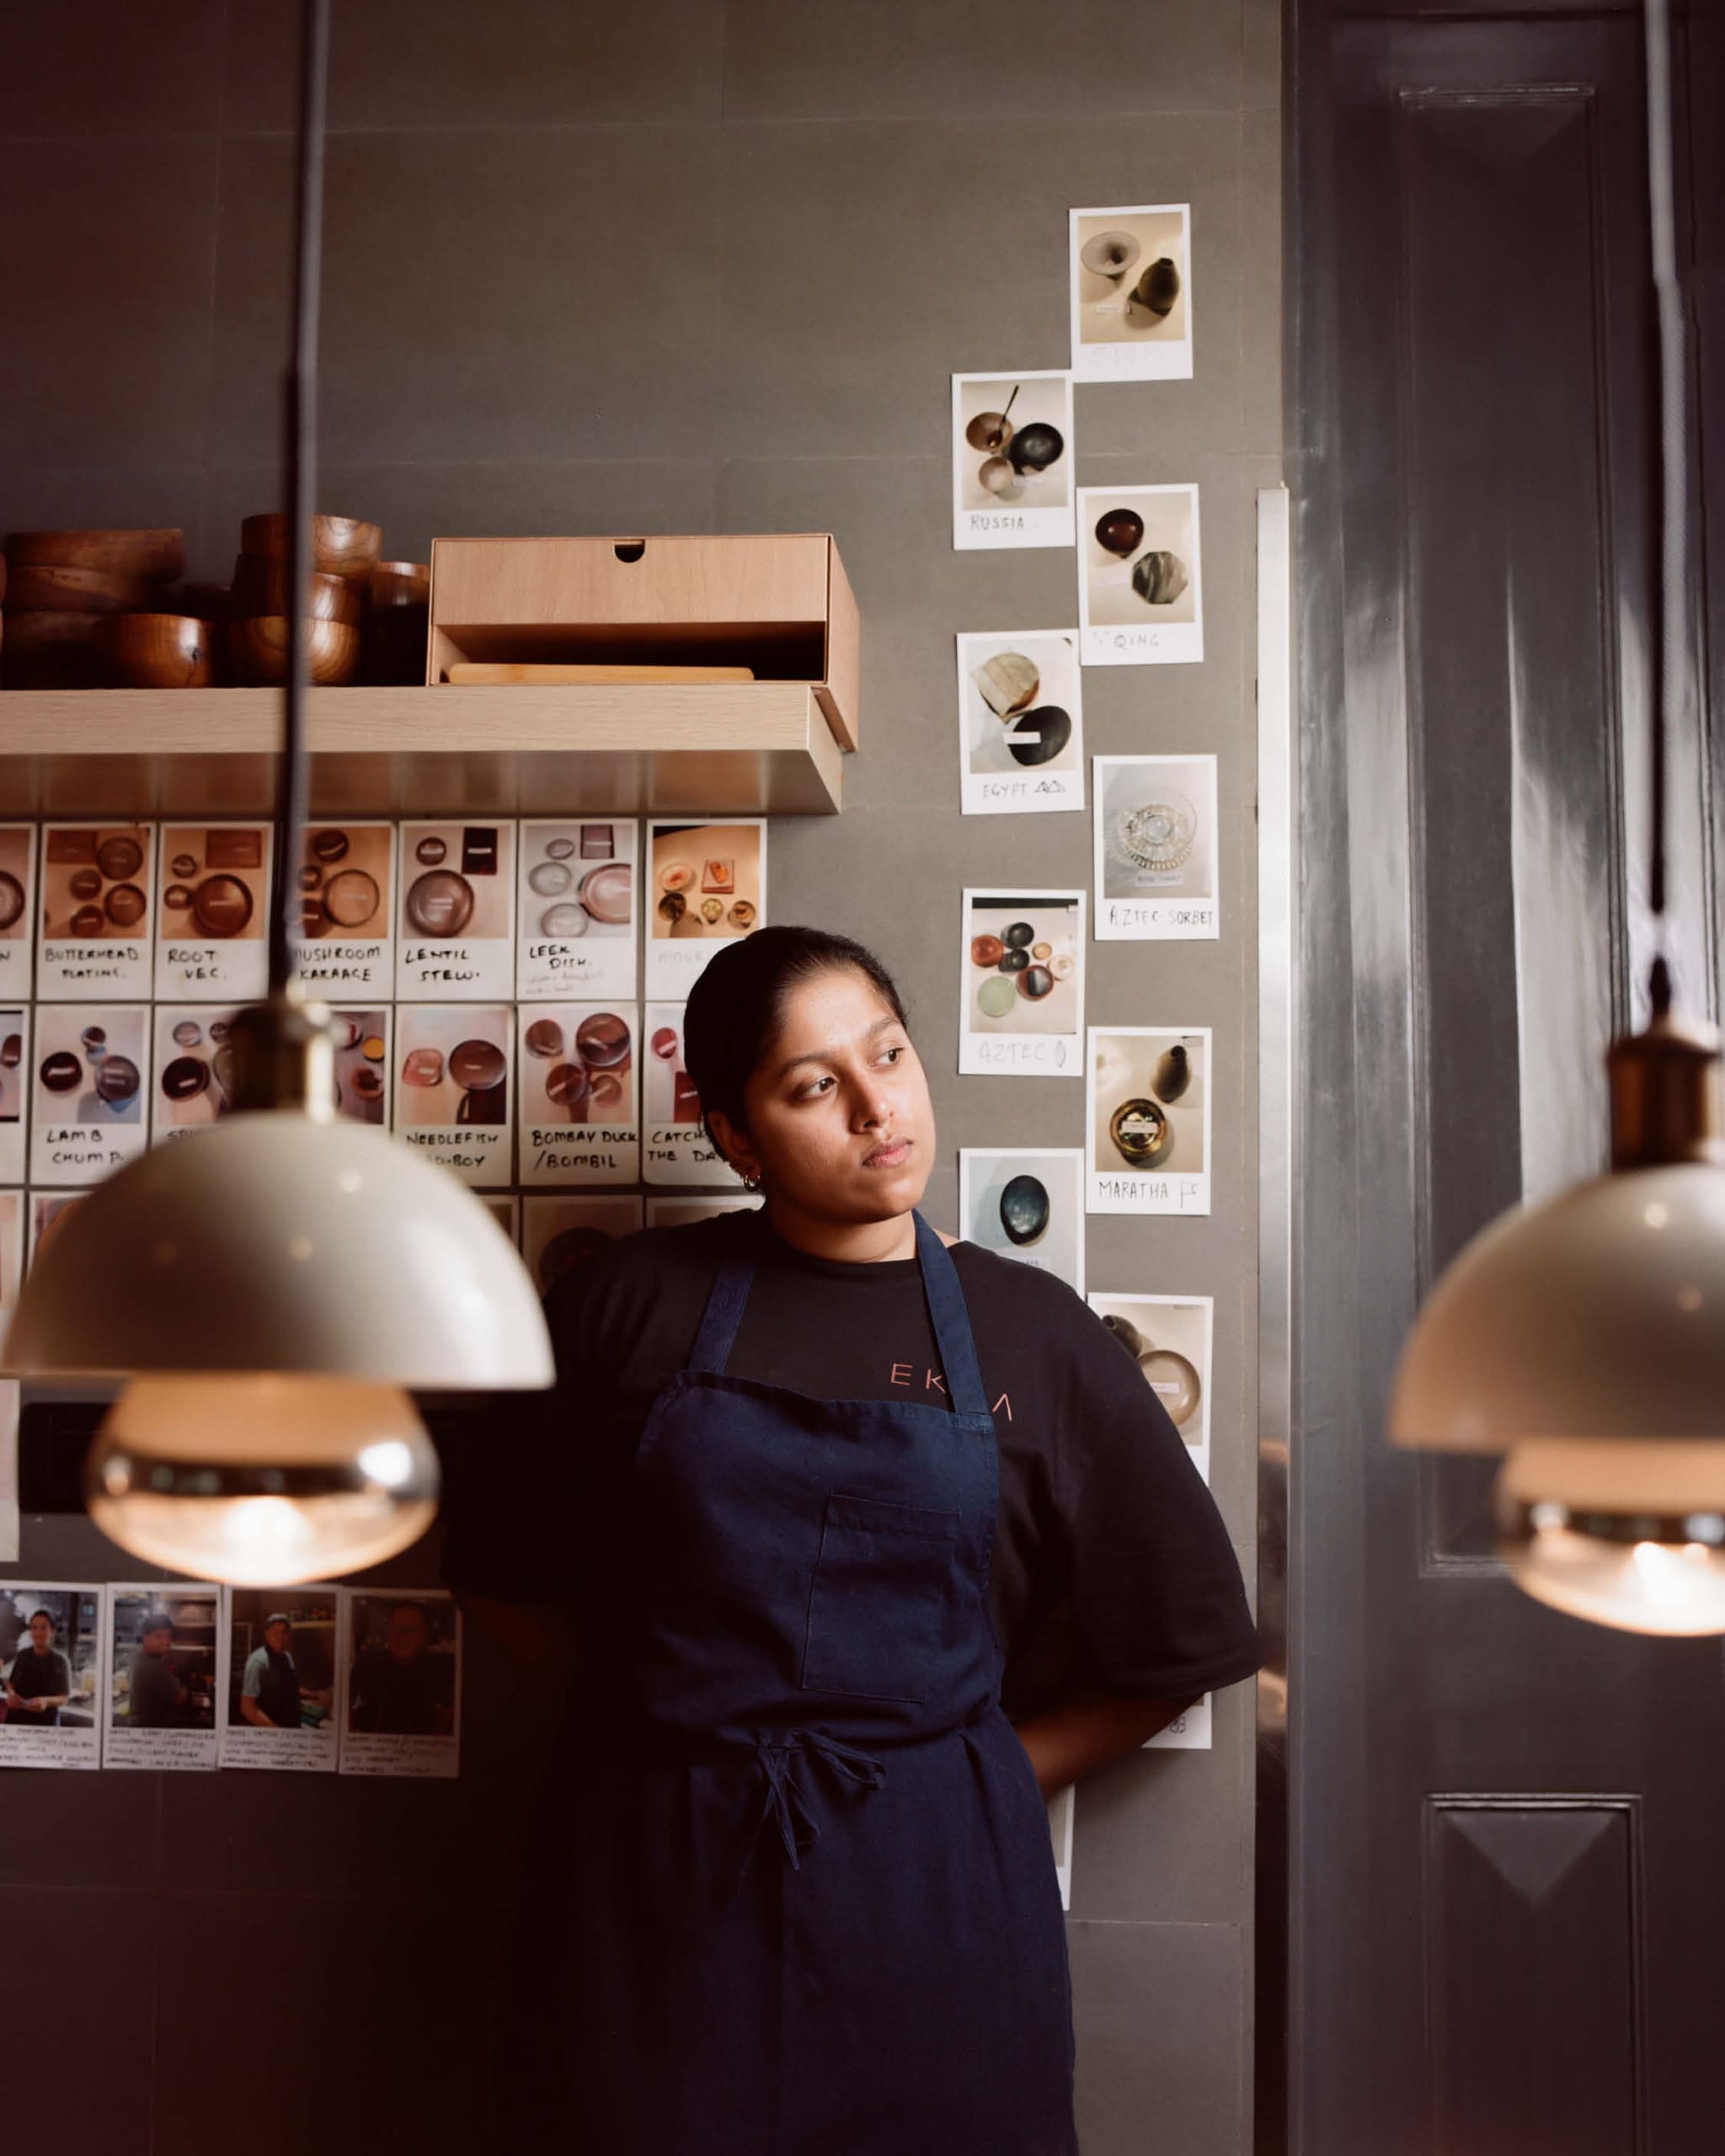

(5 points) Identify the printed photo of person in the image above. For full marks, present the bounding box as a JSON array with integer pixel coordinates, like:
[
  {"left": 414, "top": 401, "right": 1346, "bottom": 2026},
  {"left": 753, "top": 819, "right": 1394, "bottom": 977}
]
[
  {"left": 4, "top": 1603, "right": 73, "bottom": 1725},
  {"left": 110, "top": 1588, "right": 218, "bottom": 1730},
  {"left": 220, "top": 1588, "right": 341, "bottom": 1771},
  {"left": 0, "top": 1583, "right": 104, "bottom": 1766},
  {"left": 346, "top": 1594, "right": 457, "bottom": 1737}
]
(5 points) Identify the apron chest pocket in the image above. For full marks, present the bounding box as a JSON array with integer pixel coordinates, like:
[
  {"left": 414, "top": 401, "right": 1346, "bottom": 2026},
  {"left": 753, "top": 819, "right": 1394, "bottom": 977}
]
[{"left": 801, "top": 1492, "right": 960, "bottom": 1705}]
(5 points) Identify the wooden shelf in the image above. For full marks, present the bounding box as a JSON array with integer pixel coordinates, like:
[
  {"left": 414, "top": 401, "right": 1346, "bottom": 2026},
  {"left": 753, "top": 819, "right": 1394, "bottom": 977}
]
[{"left": 0, "top": 681, "right": 845, "bottom": 817}]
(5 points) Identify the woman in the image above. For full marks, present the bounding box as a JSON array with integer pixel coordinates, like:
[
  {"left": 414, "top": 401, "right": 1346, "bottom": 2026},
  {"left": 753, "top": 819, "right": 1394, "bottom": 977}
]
[{"left": 452, "top": 926, "right": 1259, "bottom": 2153}]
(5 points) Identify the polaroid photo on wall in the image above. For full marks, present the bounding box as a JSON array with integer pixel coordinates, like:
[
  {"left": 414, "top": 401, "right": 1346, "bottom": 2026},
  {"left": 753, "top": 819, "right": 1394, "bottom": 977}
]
[
  {"left": 646, "top": 1193, "right": 763, "bottom": 1230},
  {"left": 150, "top": 1006, "right": 240, "bottom": 1142},
  {"left": 1069, "top": 204, "right": 1193, "bottom": 382},
  {"left": 28, "top": 1192, "right": 85, "bottom": 1267},
  {"left": 0, "top": 1582, "right": 104, "bottom": 1769},
  {"left": 642, "top": 1002, "right": 734, "bottom": 1186},
  {"left": 36, "top": 823, "right": 156, "bottom": 1001},
  {"left": 0, "top": 1006, "right": 29, "bottom": 1184},
  {"left": 29, "top": 1002, "right": 149, "bottom": 1185},
  {"left": 957, "top": 632, "right": 1085, "bottom": 818},
  {"left": 154, "top": 824, "right": 273, "bottom": 1001},
  {"left": 517, "top": 1003, "right": 639, "bottom": 1187},
  {"left": 644, "top": 821, "right": 766, "bottom": 999},
  {"left": 1093, "top": 754, "right": 1219, "bottom": 938},
  {"left": 219, "top": 1587, "right": 343, "bottom": 1772},
  {"left": 393, "top": 1004, "right": 513, "bottom": 1187},
  {"left": 959, "top": 1148, "right": 1084, "bottom": 1294},
  {"left": 958, "top": 891, "right": 1086, "bottom": 1077},
  {"left": 1087, "top": 1291, "right": 1214, "bottom": 1483},
  {"left": 103, "top": 1582, "right": 224, "bottom": 1771},
  {"left": 332, "top": 1008, "right": 391, "bottom": 1128},
  {"left": 522, "top": 1193, "right": 644, "bottom": 1296},
  {"left": 0, "top": 1382, "right": 17, "bottom": 1563},
  {"left": 1077, "top": 485, "right": 1204, "bottom": 667},
  {"left": 1087, "top": 1026, "right": 1212, "bottom": 1214},
  {"left": 292, "top": 821, "right": 397, "bottom": 995},
  {"left": 517, "top": 819, "right": 638, "bottom": 1002},
  {"left": 1048, "top": 1782, "right": 1075, "bottom": 1912},
  {"left": 951, "top": 371, "right": 1076, "bottom": 551},
  {"left": 0, "top": 1193, "right": 22, "bottom": 1355},
  {"left": 480, "top": 1193, "right": 520, "bottom": 1246},
  {"left": 1146, "top": 1695, "right": 1212, "bottom": 1751},
  {"left": 396, "top": 819, "right": 518, "bottom": 1001},
  {"left": 339, "top": 1588, "right": 461, "bottom": 1779},
  {"left": 0, "top": 826, "right": 37, "bottom": 999}
]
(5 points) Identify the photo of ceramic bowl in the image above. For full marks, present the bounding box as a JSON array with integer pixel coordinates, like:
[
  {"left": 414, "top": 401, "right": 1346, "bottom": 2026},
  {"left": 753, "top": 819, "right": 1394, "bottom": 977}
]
[
  {"left": 579, "top": 862, "right": 631, "bottom": 926},
  {"left": 405, "top": 870, "right": 475, "bottom": 939},
  {"left": 1080, "top": 229, "right": 1140, "bottom": 280},
  {"left": 40, "top": 826, "right": 155, "bottom": 944}
]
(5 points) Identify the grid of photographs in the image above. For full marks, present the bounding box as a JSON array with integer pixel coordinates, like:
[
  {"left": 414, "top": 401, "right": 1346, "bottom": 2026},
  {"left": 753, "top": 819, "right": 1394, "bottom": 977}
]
[
  {"left": 1086, "top": 1027, "right": 1212, "bottom": 1215},
  {"left": 1093, "top": 754, "right": 1219, "bottom": 939},
  {"left": 951, "top": 371, "right": 1076, "bottom": 551},
  {"left": 1077, "top": 485, "right": 1204, "bottom": 666},
  {"left": 957, "top": 632, "right": 1085, "bottom": 818},
  {"left": 958, "top": 891, "right": 1086, "bottom": 1076},
  {"left": 1069, "top": 204, "right": 1194, "bottom": 382}
]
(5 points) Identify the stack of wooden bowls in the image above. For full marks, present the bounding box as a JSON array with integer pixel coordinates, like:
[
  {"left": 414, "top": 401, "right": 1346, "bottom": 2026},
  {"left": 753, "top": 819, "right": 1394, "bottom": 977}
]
[
  {"left": 228, "top": 514, "right": 380, "bottom": 686},
  {"left": 361, "top": 558, "right": 431, "bottom": 685},
  {"left": 1, "top": 528, "right": 189, "bottom": 687}
]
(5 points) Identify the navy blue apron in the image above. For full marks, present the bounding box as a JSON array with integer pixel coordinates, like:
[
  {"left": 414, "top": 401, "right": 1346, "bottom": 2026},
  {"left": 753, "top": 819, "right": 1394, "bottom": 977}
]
[{"left": 534, "top": 1213, "right": 1076, "bottom": 2154}]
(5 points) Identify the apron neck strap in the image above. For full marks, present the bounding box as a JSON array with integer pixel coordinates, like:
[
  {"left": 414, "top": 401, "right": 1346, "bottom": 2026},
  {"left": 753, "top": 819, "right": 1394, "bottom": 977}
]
[{"left": 686, "top": 1213, "right": 991, "bottom": 1420}]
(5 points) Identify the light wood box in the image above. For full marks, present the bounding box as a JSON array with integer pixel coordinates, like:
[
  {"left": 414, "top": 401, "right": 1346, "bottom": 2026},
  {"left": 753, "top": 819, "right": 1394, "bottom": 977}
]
[{"left": 426, "top": 533, "right": 860, "bottom": 750}]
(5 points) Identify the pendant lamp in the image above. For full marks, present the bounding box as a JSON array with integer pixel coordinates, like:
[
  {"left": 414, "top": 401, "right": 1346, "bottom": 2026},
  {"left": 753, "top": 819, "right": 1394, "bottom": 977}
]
[
  {"left": 1386, "top": 0, "right": 1725, "bottom": 1636},
  {"left": 1, "top": 0, "right": 553, "bottom": 1583}
]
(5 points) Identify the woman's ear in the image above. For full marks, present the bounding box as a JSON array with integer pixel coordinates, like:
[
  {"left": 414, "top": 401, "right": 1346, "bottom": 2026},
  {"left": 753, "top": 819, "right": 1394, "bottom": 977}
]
[{"left": 706, "top": 1107, "right": 761, "bottom": 1187}]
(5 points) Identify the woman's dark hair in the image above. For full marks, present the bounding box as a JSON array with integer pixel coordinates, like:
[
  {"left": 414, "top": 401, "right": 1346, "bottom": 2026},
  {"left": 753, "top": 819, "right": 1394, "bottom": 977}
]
[{"left": 683, "top": 926, "right": 908, "bottom": 1141}]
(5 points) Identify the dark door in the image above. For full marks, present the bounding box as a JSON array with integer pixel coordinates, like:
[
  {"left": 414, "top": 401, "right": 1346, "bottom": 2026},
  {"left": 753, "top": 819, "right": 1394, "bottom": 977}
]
[{"left": 1287, "top": 3, "right": 1725, "bottom": 2150}]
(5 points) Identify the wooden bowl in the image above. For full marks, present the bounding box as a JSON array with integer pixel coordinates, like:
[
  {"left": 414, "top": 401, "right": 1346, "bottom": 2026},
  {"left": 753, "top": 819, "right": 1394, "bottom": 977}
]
[
  {"left": 99, "top": 613, "right": 216, "bottom": 689},
  {"left": 238, "top": 514, "right": 382, "bottom": 584},
  {"left": 228, "top": 614, "right": 360, "bottom": 686},
  {"left": 5, "top": 563, "right": 155, "bottom": 614},
  {"left": 1, "top": 609, "right": 105, "bottom": 687},
  {"left": 230, "top": 552, "right": 366, "bottom": 624},
  {"left": 3, "top": 528, "right": 185, "bottom": 580},
  {"left": 370, "top": 560, "right": 430, "bottom": 608}
]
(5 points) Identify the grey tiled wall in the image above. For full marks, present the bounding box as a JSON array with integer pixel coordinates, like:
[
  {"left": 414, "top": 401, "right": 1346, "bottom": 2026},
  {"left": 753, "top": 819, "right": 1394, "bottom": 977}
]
[{"left": 0, "top": 4, "right": 1279, "bottom": 2149}]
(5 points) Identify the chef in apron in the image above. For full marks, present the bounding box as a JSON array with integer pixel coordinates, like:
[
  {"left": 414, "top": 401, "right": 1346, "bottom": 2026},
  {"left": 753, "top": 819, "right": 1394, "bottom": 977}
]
[{"left": 452, "top": 926, "right": 1261, "bottom": 2153}]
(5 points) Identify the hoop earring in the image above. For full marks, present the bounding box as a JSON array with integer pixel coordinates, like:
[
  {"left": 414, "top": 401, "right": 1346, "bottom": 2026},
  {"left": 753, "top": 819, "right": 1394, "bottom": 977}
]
[{"left": 740, "top": 1170, "right": 762, "bottom": 1192}]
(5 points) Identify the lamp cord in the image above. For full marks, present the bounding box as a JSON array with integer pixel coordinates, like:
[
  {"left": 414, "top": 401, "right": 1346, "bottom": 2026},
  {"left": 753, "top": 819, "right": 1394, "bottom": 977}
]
[
  {"left": 267, "top": 0, "right": 332, "bottom": 999},
  {"left": 1643, "top": 0, "right": 1685, "bottom": 950}
]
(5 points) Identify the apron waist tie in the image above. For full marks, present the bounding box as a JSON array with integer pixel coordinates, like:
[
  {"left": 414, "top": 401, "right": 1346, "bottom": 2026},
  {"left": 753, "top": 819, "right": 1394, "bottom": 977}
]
[{"left": 736, "top": 1728, "right": 888, "bottom": 1894}]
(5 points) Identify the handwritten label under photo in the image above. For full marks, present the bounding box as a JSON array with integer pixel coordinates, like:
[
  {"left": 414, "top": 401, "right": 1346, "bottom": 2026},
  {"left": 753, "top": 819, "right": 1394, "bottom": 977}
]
[
  {"left": 1086, "top": 1026, "right": 1212, "bottom": 1215},
  {"left": 0, "top": 1006, "right": 29, "bottom": 1185},
  {"left": 645, "top": 1194, "right": 762, "bottom": 1230},
  {"left": 644, "top": 820, "right": 766, "bottom": 999},
  {"left": 517, "top": 819, "right": 638, "bottom": 1002},
  {"left": 958, "top": 890, "right": 1087, "bottom": 1078},
  {"left": 522, "top": 1193, "right": 644, "bottom": 1296},
  {"left": 1069, "top": 203, "right": 1193, "bottom": 383},
  {"left": 1076, "top": 484, "right": 1204, "bottom": 667},
  {"left": 951, "top": 371, "right": 1076, "bottom": 552},
  {"left": 292, "top": 821, "right": 398, "bottom": 995},
  {"left": 959, "top": 1148, "right": 1085, "bottom": 1294},
  {"left": 516, "top": 1002, "right": 639, "bottom": 1187},
  {"left": 29, "top": 1002, "right": 149, "bottom": 1185},
  {"left": 36, "top": 823, "right": 156, "bottom": 1001},
  {"left": 0, "top": 1582, "right": 105, "bottom": 1770},
  {"left": 217, "top": 1588, "right": 343, "bottom": 1773},
  {"left": 1086, "top": 1290, "right": 1214, "bottom": 1485},
  {"left": 0, "top": 1193, "right": 22, "bottom": 1353},
  {"left": 1146, "top": 1694, "right": 1212, "bottom": 1751},
  {"left": 339, "top": 1589, "right": 462, "bottom": 1780},
  {"left": 1093, "top": 754, "right": 1219, "bottom": 939},
  {"left": 154, "top": 824, "right": 273, "bottom": 1002},
  {"left": 0, "top": 825, "right": 37, "bottom": 998},
  {"left": 641, "top": 1001, "right": 734, "bottom": 1187},
  {"left": 957, "top": 631, "right": 1086, "bottom": 818},
  {"left": 392, "top": 1005, "right": 513, "bottom": 1187},
  {"left": 396, "top": 819, "right": 517, "bottom": 1001},
  {"left": 149, "top": 1005, "right": 239, "bottom": 1143},
  {"left": 102, "top": 1582, "right": 225, "bottom": 1772}
]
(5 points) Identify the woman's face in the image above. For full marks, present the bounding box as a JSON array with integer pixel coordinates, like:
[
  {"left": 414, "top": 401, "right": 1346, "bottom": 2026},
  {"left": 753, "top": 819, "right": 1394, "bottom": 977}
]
[{"left": 713, "top": 967, "right": 934, "bottom": 1225}]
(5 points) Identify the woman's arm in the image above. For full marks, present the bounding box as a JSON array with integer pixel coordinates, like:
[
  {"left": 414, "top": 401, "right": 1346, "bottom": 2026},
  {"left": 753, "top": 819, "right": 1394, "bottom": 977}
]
[{"left": 1012, "top": 1689, "right": 1199, "bottom": 1799}]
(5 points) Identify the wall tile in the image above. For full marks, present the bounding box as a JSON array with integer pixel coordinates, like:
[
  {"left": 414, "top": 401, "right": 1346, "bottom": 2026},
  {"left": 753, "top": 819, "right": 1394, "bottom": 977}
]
[
  {"left": 0, "top": 134, "right": 220, "bottom": 469},
  {"left": 224, "top": 0, "right": 726, "bottom": 135},
  {"left": 210, "top": 126, "right": 724, "bottom": 469},
  {"left": 724, "top": 0, "right": 1245, "bottom": 121},
  {"left": 0, "top": 0, "right": 226, "bottom": 138},
  {"left": 0, "top": 1886, "right": 157, "bottom": 2153},
  {"left": 1067, "top": 1919, "right": 1248, "bottom": 2154}
]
